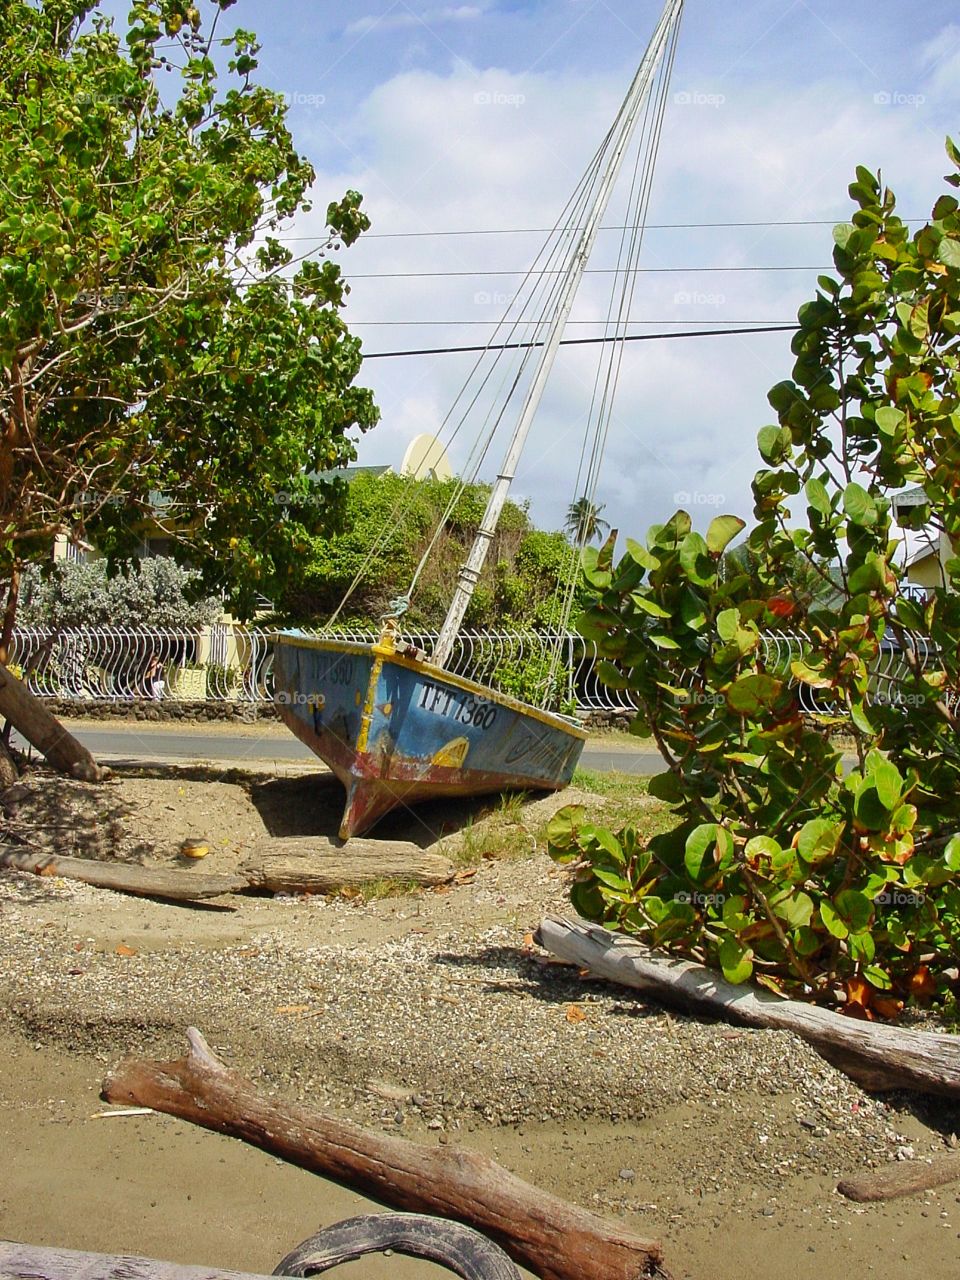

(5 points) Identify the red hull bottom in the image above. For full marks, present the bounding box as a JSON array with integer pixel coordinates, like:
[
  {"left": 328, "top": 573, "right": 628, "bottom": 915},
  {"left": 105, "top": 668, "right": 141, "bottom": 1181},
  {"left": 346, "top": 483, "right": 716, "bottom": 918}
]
[{"left": 277, "top": 706, "right": 565, "bottom": 838}]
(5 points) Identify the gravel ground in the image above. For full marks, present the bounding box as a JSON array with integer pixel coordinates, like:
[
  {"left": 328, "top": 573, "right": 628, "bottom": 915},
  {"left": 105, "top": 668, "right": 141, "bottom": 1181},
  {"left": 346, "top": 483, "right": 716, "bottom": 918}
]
[
  {"left": 2, "top": 850, "right": 956, "bottom": 1201},
  {"left": 4, "top": 764, "right": 960, "bottom": 1279}
]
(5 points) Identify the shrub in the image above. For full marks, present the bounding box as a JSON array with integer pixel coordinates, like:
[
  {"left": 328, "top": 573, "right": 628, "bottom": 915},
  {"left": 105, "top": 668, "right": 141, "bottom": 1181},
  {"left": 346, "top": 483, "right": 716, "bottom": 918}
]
[{"left": 548, "top": 150, "right": 960, "bottom": 1016}]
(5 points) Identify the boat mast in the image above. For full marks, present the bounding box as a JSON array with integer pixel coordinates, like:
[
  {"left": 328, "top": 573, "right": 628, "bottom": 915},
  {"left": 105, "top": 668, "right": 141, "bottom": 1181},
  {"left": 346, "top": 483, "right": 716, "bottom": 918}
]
[{"left": 432, "top": 0, "right": 683, "bottom": 670}]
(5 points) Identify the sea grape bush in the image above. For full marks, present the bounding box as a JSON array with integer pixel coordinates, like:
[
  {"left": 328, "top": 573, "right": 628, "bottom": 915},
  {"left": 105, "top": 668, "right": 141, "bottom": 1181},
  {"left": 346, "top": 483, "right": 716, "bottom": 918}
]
[{"left": 549, "top": 145, "right": 960, "bottom": 1015}]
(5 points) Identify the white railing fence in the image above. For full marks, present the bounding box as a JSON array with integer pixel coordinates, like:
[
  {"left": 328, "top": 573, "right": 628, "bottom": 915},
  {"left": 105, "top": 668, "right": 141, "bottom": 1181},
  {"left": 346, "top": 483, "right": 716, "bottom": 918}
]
[{"left": 6, "top": 625, "right": 937, "bottom": 718}]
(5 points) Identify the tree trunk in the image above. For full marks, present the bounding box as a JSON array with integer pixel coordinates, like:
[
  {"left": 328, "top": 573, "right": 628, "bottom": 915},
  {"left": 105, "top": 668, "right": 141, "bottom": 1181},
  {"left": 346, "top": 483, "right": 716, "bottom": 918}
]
[
  {"left": 536, "top": 915, "right": 960, "bottom": 1097},
  {"left": 0, "top": 662, "right": 104, "bottom": 781},
  {"left": 0, "top": 736, "right": 18, "bottom": 790},
  {"left": 103, "top": 1029, "right": 671, "bottom": 1280},
  {"left": 0, "top": 562, "right": 21, "bottom": 665}
]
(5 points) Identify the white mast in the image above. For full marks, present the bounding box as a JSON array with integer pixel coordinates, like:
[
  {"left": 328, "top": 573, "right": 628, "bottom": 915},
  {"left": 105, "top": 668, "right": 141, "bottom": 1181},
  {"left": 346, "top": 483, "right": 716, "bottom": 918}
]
[{"left": 433, "top": 0, "right": 684, "bottom": 669}]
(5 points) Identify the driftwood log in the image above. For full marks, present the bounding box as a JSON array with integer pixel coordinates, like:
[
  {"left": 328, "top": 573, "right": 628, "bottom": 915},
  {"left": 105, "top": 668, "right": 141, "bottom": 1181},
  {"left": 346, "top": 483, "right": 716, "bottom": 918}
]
[
  {"left": 103, "top": 1029, "right": 670, "bottom": 1280},
  {"left": 241, "top": 837, "right": 455, "bottom": 892},
  {"left": 0, "top": 848, "right": 248, "bottom": 903},
  {"left": 537, "top": 915, "right": 960, "bottom": 1097},
  {"left": 0, "top": 839, "right": 455, "bottom": 905},
  {"left": 0, "top": 1215, "right": 521, "bottom": 1280},
  {"left": 0, "top": 662, "right": 104, "bottom": 781},
  {"left": 0, "top": 1243, "right": 273, "bottom": 1280},
  {"left": 838, "top": 1153, "right": 960, "bottom": 1202}
]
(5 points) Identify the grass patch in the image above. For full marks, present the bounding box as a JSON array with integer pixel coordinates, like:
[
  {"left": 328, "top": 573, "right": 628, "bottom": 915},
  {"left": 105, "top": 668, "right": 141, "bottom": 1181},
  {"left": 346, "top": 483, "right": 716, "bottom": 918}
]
[
  {"left": 573, "top": 767, "right": 649, "bottom": 799},
  {"left": 450, "top": 811, "right": 536, "bottom": 869},
  {"left": 585, "top": 726, "right": 653, "bottom": 747},
  {"left": 446, "top": 774, "right": 677, "bottom": 870}
]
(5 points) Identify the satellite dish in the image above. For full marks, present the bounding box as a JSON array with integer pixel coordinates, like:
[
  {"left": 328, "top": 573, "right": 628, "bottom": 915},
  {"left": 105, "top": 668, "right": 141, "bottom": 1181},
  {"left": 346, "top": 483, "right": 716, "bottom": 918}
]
[{"left": 400, "top": 434, "right": 453, "bottom": 481}]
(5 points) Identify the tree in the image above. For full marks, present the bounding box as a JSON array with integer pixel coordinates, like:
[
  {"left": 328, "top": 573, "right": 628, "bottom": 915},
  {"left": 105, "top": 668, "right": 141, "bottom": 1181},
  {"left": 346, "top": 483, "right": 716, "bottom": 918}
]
[
  {"left": 272, "top": 472, "right": 581, "bottom": 631},
  {"left": 17, "top": 557, "right": 221, "bottom": 630},
  {"left": 0, "top": 0, "right": 379, "bottom": 661},
  {"left": 548, "top": 145, "right": 960, "bottom": 1017},
  {"left": 564, "top": 497, "right": 610, "bottom": 545}
]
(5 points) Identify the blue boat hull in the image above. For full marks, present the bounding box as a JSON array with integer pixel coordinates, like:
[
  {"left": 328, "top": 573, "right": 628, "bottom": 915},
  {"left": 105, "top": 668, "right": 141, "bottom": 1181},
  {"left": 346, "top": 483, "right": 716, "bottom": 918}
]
[{"left": 273, "top": 632, "right": 587, "bottom": 838}]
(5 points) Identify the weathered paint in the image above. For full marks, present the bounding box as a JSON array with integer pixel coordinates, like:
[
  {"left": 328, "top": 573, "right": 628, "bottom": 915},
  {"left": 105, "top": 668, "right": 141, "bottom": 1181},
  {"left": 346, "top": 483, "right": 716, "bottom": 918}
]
[{"left": 273, "top": 632, "right": 587, "bottom": 838}]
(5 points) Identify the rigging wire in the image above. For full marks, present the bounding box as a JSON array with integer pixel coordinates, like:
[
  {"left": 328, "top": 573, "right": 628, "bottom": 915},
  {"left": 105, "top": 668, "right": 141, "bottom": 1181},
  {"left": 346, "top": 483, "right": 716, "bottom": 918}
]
[
  {"left": 326, "top": 107, "right": 620, "bottom": 624},
  {"left": 545, "top": 1, "right": 682, "bottom": 702}
]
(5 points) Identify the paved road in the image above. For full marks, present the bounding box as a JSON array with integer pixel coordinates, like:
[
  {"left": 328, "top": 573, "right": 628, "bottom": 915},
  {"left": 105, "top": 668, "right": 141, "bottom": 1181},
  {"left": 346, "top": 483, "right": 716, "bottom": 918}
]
[{"left": 24, "top": 725, "right": 665, "bottom": 776}]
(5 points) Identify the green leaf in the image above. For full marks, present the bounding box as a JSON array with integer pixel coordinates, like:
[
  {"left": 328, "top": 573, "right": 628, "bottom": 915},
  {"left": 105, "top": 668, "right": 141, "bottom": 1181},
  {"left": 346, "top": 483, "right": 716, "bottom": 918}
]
[
  {"left": 938, "top": 237, "right": 960, "bottom": 270},
  {"left": 843, "top": 482, "right": 878, "bottom": 527},
  {"left": 679, "top": 532, "right": 714, "bottom": 585},
  {"left": 706, "top": 514, "right": 746, "bottom": 556},
  {"left": 873, "top": 759, "right": 903, "bottom": 811},
  {"left": 716, "top": 607, "right": 741, "bottom": 643},
  {"left": 854, "top": 779, "right": 888, "bottom": 830},
  {"left": 769, "top": 888, "right": 814, "bottom": 929},
  {"left": 648, "top": 772, "right": 683, "bottom": 804},
  {"left": 625, "top": 538, "right": 659, "bottom": 571},
  {"left": 850, "top": 701, "right": 876, "bottom": 736},
  {"left": 545, "top": 805, "right": 588, "bottom": 859},
  {"left": 819, "top": 900, "right": 848, "bottom": 940},
  {"left": 835, "top": 889, "right": 873, "bottom": 934},
  {"left": 596, "top": 660, "right": 631, "bottom": 690},
  {"left": 726, "top": 674, "right": 785, "bottom": 718},
  {"left": 745, "top": 835, "right": 780, "bottom": 861},
  {"left": 791, "top": 659, "right": 833, "bottom": 689},
  {"left": 797, "top": 819, "right": 842, "bottom": 865},
  {"left": 630, "top": 593, "right": 671, "bottom": 618},
  {"left": 944, "top": 834, "right": 960, "bottom": 872},
  {"left": 570, "top": 878, "right": 606, "bottom": 921},
  {"left": 875, "top": 406, "right": 905, "bottom": 435},
  {"left": 684, "top": 824, "right": 733, "bottom": 881},
  {"left": 805, "top": 477, "right": 832, "bottom": 517},
  {"left": 717, "top": 937, "right": 753, "bottom": 984}
]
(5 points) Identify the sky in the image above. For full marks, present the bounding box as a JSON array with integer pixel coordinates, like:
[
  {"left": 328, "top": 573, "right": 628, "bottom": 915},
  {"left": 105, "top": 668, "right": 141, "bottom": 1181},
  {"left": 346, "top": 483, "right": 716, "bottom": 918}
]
[{"left": 106, "top": 1, "right": 960, "bottom": 542}]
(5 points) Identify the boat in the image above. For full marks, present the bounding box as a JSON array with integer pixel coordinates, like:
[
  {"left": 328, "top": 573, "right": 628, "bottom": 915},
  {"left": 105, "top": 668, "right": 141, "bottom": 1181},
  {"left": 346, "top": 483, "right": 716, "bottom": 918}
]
[{"left": 275, "top": 0, "right": 685, "bottom": 838}]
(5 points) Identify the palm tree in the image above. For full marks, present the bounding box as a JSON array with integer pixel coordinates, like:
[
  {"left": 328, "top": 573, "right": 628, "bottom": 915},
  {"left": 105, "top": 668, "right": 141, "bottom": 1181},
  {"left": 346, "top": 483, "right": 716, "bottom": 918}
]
[{"left": 565, "top": 496, "right": 610, "bottom": 545}]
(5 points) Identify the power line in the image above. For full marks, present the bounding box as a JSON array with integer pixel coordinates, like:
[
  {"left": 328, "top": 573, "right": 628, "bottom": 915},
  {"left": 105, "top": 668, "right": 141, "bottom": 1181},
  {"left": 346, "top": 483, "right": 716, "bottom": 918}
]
[
  {"left": 349, "top": 317, "right": 796, "bottom": 326},
  {"left": 363, "top": 322, "right": 799, "bottom": 359},
  {"left": 277, "top": 216, "right": 926, "bottom": 242},
  {"left": 344, "top": 265, "right": 829, "bottom": 280}
]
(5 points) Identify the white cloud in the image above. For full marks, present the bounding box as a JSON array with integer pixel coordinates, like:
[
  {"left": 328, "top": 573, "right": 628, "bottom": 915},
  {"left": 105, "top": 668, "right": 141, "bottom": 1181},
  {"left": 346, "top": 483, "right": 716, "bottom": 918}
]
[
  {"left": 344, "top": 7, "right": 483, "bottom": 39},
  {"left": 291, "top": 32, "right": 960, "bottom": 545}
]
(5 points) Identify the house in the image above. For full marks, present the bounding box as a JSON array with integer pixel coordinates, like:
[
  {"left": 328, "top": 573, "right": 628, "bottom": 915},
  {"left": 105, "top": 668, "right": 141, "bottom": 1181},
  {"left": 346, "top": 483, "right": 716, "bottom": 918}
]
[{"left": 892, "top": 486, "right": 948, "bottom": 591}]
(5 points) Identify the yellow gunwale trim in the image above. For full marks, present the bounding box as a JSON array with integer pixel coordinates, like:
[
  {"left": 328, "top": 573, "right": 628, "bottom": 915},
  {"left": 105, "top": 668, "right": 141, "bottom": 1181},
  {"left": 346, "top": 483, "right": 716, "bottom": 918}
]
[{"left": 272, "top": 632, "right": 589, "bottom": 740}]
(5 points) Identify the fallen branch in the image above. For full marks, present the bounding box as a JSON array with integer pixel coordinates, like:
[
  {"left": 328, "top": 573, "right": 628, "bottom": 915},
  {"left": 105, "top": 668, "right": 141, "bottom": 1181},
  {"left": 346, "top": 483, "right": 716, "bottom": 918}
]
[
  {"left": 0, "top": 847, "right": 247, "bottom": 904},
  {"left": 838, "top": 1153, "right": 960, "bottom": 1202},
  {"left": 0, "top": 663, "right": 103, "bottom": 781},
  {"left": 103, "top": 1028, "right": 670, "bottom": 1280},
  {"left": 536, "top": 915, "right": 960, "bottom": 1097},
  {"left": 241, "top": 837, "right": 455, "bottom": 892},
  {"left": 0, "top": 1242, "right": 270, "bottom": 1280},
  {"left": 0, "top": 838, "right": 456, "bottom": 906},
  {"left": 0, "top": 1214, "right": 521, "bottom": 1280}
]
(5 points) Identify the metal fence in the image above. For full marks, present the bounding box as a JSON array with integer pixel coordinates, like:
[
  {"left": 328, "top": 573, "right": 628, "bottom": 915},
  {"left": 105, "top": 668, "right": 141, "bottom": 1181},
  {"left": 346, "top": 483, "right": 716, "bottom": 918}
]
[
  {"left": 6, "top": 624, "right": 936, "bottom": 718},
  {"left": 7, "top": 626, "right": 634, "bottom": 715}
]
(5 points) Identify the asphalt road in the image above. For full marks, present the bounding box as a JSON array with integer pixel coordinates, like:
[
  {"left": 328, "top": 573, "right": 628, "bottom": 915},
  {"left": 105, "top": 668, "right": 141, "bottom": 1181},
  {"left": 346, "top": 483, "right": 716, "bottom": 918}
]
[{"left": 28, "top": 725, "right": 666, "bottom": 776}]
